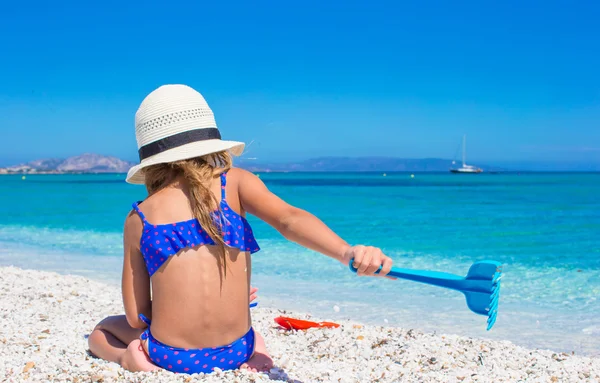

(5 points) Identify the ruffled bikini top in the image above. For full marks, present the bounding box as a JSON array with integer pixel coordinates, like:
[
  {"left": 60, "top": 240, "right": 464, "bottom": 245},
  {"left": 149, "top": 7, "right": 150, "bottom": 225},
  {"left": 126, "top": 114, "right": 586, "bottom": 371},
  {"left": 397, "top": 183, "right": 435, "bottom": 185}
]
[{"left": 132, "top": 171, "right": 260, "bottom": 276}]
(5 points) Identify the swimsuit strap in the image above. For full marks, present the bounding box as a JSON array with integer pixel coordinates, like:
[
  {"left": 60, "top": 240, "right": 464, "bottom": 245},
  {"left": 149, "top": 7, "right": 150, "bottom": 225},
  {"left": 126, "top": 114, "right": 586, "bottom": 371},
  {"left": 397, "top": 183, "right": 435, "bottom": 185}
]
[
  {"left": 139, "top": 313, "right": 152, "bottom": 325},
  {"left": 220, "top": 171, "right": 227, "bottom": 201},
  {"left": 132, "top": 202, "right": 148, "bottom": 224},
  {"left": 139, "top": 313, "right": 151, "bottom": 341}
]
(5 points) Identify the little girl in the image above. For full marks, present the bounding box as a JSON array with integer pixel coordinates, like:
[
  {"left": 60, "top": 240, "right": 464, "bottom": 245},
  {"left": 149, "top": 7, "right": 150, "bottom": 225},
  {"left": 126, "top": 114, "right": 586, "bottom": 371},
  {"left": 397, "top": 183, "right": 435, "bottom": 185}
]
[{"left": 88, "top": 84, "right": 393, "bottom": 374}]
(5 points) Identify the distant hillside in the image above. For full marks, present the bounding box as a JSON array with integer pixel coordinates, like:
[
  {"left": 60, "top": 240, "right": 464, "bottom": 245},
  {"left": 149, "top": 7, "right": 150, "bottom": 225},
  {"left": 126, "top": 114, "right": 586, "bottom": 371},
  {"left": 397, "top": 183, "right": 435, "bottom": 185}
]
[
  {"left": 237, "top": 157, "right": 502, "bottom": 172},
  {"left": 0, "top": 154, "right": 135, "bottom": 174},
  {"left": 25, "top": 158, "right": 64, "bottom": 171},
  {"left": 2, "top": 154, "right": 596, "bottom": 174},
  {"left": 55, "top": 153, "right": 134, "bottom": 173},
  {"left": 1, "top": 155, "right": 503, "bottom": 174}
]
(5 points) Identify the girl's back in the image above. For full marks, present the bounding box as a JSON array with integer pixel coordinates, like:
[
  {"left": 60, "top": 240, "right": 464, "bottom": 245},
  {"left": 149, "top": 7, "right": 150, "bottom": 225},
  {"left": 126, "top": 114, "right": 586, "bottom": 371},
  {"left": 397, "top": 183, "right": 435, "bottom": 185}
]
[{"left": 124, "top": 168, "right": 256, "bottom": 349}]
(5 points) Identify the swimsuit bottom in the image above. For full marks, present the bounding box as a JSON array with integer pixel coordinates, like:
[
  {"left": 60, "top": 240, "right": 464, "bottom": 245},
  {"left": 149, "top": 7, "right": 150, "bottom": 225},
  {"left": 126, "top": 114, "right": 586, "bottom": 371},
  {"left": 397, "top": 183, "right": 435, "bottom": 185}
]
[{"left": 139, "top": 314, "right": 255, "bottom": 374}]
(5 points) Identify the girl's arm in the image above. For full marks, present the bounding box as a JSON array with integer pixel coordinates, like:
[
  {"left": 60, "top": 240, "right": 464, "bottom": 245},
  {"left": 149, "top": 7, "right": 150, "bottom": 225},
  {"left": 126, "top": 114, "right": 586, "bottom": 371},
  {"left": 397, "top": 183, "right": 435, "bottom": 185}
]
[
  {"left": 121, "top": 211, "right": 152, "bottom": 329},
  {"left": 237, "top": 169, "right": 393, "bottom": 276}
]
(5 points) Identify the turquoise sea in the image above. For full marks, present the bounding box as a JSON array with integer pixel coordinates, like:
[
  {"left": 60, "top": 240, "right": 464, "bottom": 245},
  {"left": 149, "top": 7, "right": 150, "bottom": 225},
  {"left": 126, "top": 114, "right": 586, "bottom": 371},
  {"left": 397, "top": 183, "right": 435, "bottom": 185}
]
[{"left": 0, "top": 172, "right": 598, "bottom": 356}]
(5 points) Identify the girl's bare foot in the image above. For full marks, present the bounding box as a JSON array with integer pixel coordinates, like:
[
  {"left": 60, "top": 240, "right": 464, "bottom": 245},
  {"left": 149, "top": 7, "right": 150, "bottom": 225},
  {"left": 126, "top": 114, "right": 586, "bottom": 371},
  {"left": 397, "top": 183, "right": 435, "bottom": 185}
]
[
  {"left": 240, "top": 332, "right": 273, "bottom": 373},
  {"left": 120, "top": 339, "right": 161, "bottom": 372}
]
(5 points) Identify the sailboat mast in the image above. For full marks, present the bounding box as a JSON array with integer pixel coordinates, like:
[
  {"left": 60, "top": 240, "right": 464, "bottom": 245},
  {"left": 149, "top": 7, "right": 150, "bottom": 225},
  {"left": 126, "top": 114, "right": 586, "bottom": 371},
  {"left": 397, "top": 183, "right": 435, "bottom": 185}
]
[{"left": 462, "top": 134, "right": 466, "bottom": 167}]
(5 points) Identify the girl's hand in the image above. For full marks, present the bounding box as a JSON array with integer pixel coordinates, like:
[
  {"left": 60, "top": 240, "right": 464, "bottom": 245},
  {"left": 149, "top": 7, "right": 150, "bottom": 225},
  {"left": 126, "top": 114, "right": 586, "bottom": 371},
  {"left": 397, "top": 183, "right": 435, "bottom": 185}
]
[
  {"left": 249, "top": 286, "right": 258, "bottom": 302},
  {"left": 344, "top": 245, "right": 394, "bottom": 278}
]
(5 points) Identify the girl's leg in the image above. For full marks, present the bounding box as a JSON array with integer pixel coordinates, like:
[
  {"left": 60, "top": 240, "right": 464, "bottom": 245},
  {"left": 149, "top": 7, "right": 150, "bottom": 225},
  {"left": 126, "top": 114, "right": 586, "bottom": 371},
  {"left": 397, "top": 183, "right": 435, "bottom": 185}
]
[
  {"left": 88, "top": 315, "right": 144, "bottom": 363},
  {"left": 88, "top": 315, "right": 159, "bottom": 372}
]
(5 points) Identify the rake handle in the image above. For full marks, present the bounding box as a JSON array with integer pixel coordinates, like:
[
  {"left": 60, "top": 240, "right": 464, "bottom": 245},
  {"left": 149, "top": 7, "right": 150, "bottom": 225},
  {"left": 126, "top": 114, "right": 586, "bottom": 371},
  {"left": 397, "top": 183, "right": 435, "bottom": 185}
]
[{"left": 348, "top": 260, "right": 489, "bottom": 293}]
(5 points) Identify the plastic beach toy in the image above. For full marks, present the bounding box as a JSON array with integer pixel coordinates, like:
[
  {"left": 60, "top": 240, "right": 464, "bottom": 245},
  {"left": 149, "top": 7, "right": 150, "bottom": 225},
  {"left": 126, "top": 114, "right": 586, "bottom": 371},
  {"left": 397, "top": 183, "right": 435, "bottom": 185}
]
[
  {"left": 274, "top": 316, "right": 340, "bottom": 331},
  {"left": 349, "top": 259, "right": 503, "bottom": 330}
]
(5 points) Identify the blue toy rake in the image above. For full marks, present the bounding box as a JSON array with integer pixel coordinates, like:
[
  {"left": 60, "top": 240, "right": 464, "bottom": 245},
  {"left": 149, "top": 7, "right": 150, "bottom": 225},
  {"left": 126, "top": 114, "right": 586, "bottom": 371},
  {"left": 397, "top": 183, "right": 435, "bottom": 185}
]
[{"left": 349, "top": 260, "right": 503, "bottom": 330}]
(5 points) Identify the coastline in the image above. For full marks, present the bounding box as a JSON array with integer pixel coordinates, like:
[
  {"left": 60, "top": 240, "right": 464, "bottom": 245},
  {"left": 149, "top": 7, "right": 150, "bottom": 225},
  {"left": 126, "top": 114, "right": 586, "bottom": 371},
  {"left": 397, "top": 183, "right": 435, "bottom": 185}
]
[
  {"left": 2, "top": 170, "right": 599, "bottom": 176},
  {"left": 0, "top": 171, "right": 128, "bottom": 175},
  {"left": 2, "top": 266, "right": 598, "bottom": 383}
]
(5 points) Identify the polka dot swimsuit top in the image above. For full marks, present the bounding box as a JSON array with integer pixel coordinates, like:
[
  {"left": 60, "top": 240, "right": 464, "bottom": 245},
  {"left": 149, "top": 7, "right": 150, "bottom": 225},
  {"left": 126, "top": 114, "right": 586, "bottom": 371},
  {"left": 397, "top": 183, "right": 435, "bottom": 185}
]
[{"left": 132, "top": 171, "right": 260, "bottom": 276}]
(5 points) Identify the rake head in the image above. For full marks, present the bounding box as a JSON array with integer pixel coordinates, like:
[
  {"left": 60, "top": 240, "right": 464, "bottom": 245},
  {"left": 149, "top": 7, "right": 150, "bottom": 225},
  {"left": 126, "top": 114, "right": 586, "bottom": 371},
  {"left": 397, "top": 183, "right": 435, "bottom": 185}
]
[
  {"left": 348, "top": 257, "right": 503, "bottom": 331},
  {"left": 462, "top": 260, "right": 503, "bottom": 330}
]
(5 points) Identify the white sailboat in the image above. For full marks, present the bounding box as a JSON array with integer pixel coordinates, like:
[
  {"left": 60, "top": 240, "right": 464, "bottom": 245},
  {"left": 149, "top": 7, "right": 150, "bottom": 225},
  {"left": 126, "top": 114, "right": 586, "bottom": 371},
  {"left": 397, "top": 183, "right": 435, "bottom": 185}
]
[{"left": 450, "top": 135, "right": 483, "bottom": 173}]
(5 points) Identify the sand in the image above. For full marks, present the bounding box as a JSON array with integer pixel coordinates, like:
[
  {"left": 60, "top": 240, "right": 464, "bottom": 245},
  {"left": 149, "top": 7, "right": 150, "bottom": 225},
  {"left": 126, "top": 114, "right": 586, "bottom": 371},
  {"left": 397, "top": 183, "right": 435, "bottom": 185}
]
[{"left": 1, "top": 266, "right": 598, "bottom": 383}]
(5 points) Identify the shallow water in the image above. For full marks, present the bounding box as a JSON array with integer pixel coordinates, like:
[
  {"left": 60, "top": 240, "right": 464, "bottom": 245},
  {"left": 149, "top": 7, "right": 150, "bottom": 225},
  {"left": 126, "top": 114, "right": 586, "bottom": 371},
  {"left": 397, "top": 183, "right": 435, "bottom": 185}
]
[{"left": 1, "top": 172, "right": 598, "bottom": 355}]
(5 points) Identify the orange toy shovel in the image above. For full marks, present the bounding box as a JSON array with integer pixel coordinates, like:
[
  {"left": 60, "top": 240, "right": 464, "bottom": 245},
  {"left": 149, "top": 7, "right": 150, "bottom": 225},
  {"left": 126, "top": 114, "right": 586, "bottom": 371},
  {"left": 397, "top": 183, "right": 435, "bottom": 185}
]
[{"left": 274, "top": 316, "right": 340, "bottom": 330}]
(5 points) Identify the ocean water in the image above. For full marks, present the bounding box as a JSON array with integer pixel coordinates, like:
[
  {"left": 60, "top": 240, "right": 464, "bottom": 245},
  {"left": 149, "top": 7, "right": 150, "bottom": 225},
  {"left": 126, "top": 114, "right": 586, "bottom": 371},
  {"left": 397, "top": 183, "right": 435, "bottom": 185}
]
[{"left": 0, "top": 172, "right": 598, "bottom": 356}]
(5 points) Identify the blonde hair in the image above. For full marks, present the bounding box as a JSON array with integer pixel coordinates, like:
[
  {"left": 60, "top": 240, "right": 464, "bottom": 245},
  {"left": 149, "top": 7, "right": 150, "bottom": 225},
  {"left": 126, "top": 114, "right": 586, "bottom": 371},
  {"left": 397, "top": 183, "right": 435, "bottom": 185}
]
[{"left": 143, "top": 151, "right": 233, "bottom": 274}]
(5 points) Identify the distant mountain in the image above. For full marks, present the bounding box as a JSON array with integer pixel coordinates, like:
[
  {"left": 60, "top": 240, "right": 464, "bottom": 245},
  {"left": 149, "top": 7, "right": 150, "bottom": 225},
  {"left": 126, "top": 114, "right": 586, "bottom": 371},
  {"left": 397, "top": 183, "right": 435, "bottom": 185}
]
[
  {"left": 2, "top": 153, "right": 597, "bottom": 174},
  {"left": 55, "top": 153, "right": 134, "bottom": 173},
  {"left": 25, "top": 158, "right": 64, "bottom": 171},
  {"left": 13, "top": 154, "right": 591, "bottom": 174},
  {"left": 2, "top": 155, "right": 499, "bottom": 174},
  {"left": 0, "top": 154, "right": 135, "bottom": 174},
  {"left": 236, "top": 157, "right": 503, "bottom": 172}
]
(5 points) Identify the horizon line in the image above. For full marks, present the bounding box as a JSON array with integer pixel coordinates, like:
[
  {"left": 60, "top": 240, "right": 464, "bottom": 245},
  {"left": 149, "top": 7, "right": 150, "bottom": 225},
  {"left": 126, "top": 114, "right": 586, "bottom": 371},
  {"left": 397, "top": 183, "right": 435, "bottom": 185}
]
[{"left": 2, "top": 153, "right": 600, "bottom": 166}]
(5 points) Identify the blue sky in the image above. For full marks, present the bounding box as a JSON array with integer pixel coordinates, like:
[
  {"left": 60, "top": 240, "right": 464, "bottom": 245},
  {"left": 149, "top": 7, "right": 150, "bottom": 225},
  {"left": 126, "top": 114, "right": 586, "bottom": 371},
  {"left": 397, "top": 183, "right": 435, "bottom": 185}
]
[{"left": 0, "top": 0, "right": 599, "bottom": 167}]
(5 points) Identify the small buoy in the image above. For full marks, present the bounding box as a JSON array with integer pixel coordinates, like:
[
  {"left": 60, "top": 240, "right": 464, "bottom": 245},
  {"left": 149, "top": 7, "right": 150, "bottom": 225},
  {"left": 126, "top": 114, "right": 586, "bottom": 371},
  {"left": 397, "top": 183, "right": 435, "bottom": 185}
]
[
  {"left": 21, "top": 175, "right": 26, "bottom": 180},
  {"left": 410, "top": 174, "right": 415, "bottom": 179},
  {"left": 382, "top": 173, "right": 387, "bottom": 177}
]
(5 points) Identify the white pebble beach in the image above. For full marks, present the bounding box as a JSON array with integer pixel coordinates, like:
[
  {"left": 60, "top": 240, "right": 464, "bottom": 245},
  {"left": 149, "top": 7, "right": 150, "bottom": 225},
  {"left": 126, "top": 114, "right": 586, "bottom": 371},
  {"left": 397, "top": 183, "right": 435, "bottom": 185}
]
[{"left": 2, "top": 266, "right": 598, "bottom": 383}]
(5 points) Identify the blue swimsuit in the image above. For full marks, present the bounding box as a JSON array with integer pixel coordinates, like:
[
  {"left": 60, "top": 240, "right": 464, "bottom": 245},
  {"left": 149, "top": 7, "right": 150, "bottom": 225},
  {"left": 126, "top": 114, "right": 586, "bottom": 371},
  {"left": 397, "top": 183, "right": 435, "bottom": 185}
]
[
  {"left": 131, "top": 171, "right": 260, "bottom": 374},
  {"left": 138, "top": 314, "right": 255, "bottom": 374}
]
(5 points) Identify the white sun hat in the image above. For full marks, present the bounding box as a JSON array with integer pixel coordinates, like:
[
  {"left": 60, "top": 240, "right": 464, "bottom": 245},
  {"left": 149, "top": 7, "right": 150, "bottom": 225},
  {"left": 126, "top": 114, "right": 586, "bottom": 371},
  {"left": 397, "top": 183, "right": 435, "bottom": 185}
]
[{"left": 126, "top": 84, "right": 245, "bottom": 184}]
